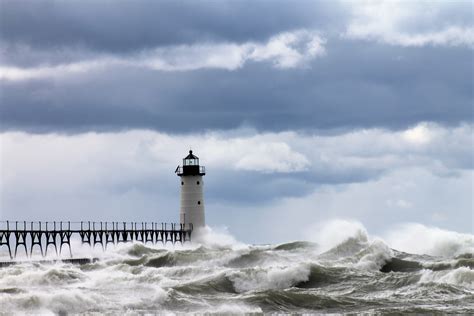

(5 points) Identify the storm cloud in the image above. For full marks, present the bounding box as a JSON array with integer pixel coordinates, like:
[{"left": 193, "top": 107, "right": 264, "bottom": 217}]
[
  {"left": 1, "top": 1, "right": 472, "bottom": 132},
  {"left": 0, "top": 0, "right": 342, "bottom": 54}
]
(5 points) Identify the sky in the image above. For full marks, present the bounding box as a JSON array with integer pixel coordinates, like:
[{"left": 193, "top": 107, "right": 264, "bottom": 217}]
[{"left": 0, "top": 0, "right": 472, "bottom": 244}]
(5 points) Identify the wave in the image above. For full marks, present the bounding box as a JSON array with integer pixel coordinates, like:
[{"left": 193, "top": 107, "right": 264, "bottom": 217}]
[
  {"left": 0, "top": 264, "right": 86, "bottom": 288},
  {"left": 0, "top": 287, "right": 24, "bottom": 294},
  {"left": 383, "top": 223, "right": 474, "bottom": 257},
  {"left": 242, "top": 288, "right": 360, "bottom": 313},
  {"left": 1, "top": 223, "right": 472, "bottom": 314},
  {"left": 273, "top": 241, "right": 318, "bottom": 251},
  {"left": 171, "top": 263, "right": 369, "bottom": 299},
  {"left": 187, "top": 303, "right": 262, "bottom": 314},
  {"left": 145, "top": 253, "right": 178, "bottom": 268},
  {"left": 225, "top": 247, "right": 290, "bottom": 268},
  {"left": 123, "top": 243, "right": 168, "bottom": 257},
  {"left": 304, "top": 219, "right": 473, "bottom": 259},
  {"left": 302, "top": 220, "right": 473, "bottom": 275},
  {"left": 192, "top": 226, "right": 245, "bottom": 250},
  {"left": 0, "top": 286, "right": 107, "bottom": 314},
  {"left": 419, "top": 267, "right": 474, "bottom": 289},
  {"left": 295, "top": 264, "right": 348, "bottom": 288},
  {"left": 354, "top": 240, "right": 393, "bottom": 271},
  {"left": 380, "top": 257, "right": 423, "bottom": 273},
  {"left": 318, "top": 237, "right": 367, "bottom": 261},
  {"left": 225, "top": 249, "right": 269, "bottom": 268},
  {"left": 380, "top": 252, "right": 474, "bottom": 274},
  {"left": 227, "top": 264, "right": 311, "bottom": 293},
  {"left": 455, "top": 258, "right": 474, "bottom": 269},
  {"left": 173, "top": 263, "right": 314, "bottom": 295},
  {"left": 304, "top": 219, "right": 369, "bottom": 254},
  {"left": 173, "top": 272, "right": 238, "bottom": 295},
  {"left": 317, "top": 234, "right": 393, "bottom": 271},
  {"left": 117, "top": 244, "right": 227, "bottom": 268}
]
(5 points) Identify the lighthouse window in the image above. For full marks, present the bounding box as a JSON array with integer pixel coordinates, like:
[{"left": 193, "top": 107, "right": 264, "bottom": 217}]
[
  {"left": 197, "top": 181, "right": 200, "bottom": 185},
  {"left": 181, "top": 181, "right": 184, "bottom": 185},
  {"left": 198, "top": 201, "right": 201, "bottom": 205}
]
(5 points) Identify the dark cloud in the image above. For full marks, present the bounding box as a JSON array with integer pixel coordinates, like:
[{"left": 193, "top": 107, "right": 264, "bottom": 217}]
[
  {"left": 207, "top": 171, "right": 314, "bottom": 205},
  {"left": 0, "top": 1, "right": 472, "bottom": 133},
  {"left": 1, "top": 40, "right": 472, "bottom": 133},
  {"left": 0, "top": 0, "right": 344, "bottom": 57}
]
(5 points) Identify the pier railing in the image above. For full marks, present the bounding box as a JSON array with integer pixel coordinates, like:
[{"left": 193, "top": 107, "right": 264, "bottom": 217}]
[{"left": 0, "top": 221, "right": 193, "bottom": 259}]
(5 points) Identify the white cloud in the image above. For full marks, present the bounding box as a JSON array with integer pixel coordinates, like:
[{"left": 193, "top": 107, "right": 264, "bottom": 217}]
[
  {"left": 1, "top": 123, "right": 471, "bottom": 195},
  {"left": 0, "top": 30, "right": 326, "bottom": 81},
  {"left": 402, "top": 123, "right": 432, "bottom": 145},
  {"left": 0, "top": 60, "right": 113, "bottom": 81},
  {"left": 234, "top": 142, "right": 309, "bottom": 173},
  {"left": 1, "top": 123, "right": 470, "bottom": 188},
  {"left": 345, "top": 1, "right": 474, "bottom": 48},
  {"left": 386, "top": 199, "right": 412, "bottom": 209},
  {"left": 0, "top": 123, "right": 472, "bottom": 241},
  {"left": 247, "top": 30, "right": 326, "bottom": 68},
  {"left": 254, "top": 167, "right": 473, "bottom": 243},
  {"left": 140, "top": 43, "right": 249, "bottom": 71},
  {"left": 0, "top": 130, "right": 310, "bottom": 199}
]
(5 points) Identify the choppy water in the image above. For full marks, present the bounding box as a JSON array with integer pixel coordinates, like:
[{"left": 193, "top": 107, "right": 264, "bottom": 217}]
[{"left": 0, "top": 225, "right": 473, "bottom": 314}]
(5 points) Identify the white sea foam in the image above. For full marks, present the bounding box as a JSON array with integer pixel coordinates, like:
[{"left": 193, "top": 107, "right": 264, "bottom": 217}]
[
  {"left": 355, "top": 239, "right": 393, "bottom": 271},
  {"left": 419, "top": 267, "right": 474, "bottom": 289},
  {"left": 228, "top": 263, "right": 311, "bottom": 292},
  {"left": 304, "top": 219, "right": 473, "bottom": 259},
  {"left": 0, "top": 287, "right": 107, "bottom": 314},
  {"left": 383, "top": 223, "right": 474, "bottom": 257},
  {"left": 0, "top": 264, "right": 87, "bottom": 288},
  {"left": 204, "top": 303, "right": 263, "bottom": 313},
  {"left": 1, "top": 222, "right": 473, "bottom": 313},
  {"left": 193, "top": 225, "right": 246, "bottom": 250},
  {"left": 304, "top": 219, "right": 369, "bottom": 254}
]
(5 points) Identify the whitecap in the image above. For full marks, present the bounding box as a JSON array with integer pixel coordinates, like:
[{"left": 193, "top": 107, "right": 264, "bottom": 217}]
[{"left": 419, "top": 267, "right": 474, "bottom": 289}]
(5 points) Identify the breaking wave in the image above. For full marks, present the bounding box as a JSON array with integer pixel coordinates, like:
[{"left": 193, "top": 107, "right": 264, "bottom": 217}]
[
  {"left": 419, "top": 267, "right": 474, "bottom": 289},
  {"left": 0, "top": 221, "right": 473, "bottom": 314},
  {"left": 384, "top": 223, "right": 474, "bottom": 257}
]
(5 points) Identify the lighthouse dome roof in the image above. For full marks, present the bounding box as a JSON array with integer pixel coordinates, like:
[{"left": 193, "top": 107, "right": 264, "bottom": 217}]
[{"left": 185, "top": 150, "right": 198, "bottom": 159}]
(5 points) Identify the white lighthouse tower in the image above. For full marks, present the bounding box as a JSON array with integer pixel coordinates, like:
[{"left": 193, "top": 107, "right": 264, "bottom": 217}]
[{"left": 175, "top": 150, "right": 206, "bottom": 230}]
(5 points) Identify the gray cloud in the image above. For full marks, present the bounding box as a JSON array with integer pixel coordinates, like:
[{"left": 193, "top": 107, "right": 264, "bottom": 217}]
[
  {"left": 1, "top": 1, "right": 472, "bottom": 133},
  {"left": 0, "top": 0, "right": 342, "bottom": 58},
  {"left": 1, "top": 40, "right": 472, "bottom": 133}
]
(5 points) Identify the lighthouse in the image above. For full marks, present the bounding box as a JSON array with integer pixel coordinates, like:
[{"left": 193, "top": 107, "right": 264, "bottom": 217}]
[{"left": 175, "top": 150, "right": 206, "bottom": 230}]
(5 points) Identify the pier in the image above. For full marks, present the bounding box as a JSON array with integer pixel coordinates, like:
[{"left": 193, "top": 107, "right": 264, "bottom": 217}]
[{"left": 0, "top": 221, "right": 193, "bottom": 259}]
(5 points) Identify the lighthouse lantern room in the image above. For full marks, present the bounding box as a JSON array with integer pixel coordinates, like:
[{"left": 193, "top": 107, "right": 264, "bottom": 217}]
[{"left": 175, "top": 150, "right": 206, "bottom": 230}]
